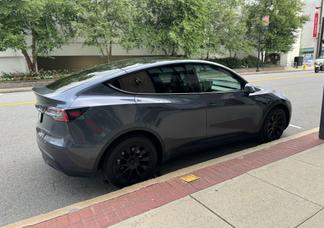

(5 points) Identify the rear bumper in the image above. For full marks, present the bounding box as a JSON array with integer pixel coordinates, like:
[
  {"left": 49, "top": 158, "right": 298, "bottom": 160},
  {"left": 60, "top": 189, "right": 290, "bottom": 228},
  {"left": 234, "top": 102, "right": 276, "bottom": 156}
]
[{"left": 36, "top": 131, "right": 96, "bottom": 177}]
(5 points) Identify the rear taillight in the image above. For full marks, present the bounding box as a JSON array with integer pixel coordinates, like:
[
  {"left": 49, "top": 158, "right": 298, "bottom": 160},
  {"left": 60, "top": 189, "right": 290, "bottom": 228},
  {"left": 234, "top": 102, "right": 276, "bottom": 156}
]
[
  {"left": 66, "top": 108, "right": 88, "bottom": 121},
  {"left": 45, "top": 107, "right": 69, "bottom": 122},
  {"left": 44, "top": 107, "right": 87, "bottom": 122}
]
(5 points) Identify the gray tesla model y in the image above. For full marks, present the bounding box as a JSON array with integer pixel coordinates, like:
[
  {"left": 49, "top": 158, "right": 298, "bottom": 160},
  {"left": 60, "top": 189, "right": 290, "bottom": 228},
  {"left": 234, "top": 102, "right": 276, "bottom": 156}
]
[{"left": 33, "top": 59, "right": 291, "bottom": 187}]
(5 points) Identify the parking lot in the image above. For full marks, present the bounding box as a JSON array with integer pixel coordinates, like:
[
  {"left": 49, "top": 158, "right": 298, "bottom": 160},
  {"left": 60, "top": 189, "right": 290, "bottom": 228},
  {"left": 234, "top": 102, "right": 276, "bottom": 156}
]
[{"left": 1, "top": 70, "right": 324, "bottom": 226}]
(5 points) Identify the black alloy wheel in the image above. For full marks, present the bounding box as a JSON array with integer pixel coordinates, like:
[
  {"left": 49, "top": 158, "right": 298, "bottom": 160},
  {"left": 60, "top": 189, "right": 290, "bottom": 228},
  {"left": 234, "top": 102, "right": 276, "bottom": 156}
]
[
  {"left": 104, "top": 135, "right": 158, "bottom": 187},
  {"left": 260, "top": 108, "right": 287, "bottom": 142}
]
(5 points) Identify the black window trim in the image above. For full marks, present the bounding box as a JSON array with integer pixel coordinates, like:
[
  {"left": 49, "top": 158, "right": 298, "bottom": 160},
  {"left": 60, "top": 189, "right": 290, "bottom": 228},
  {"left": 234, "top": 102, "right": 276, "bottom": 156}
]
[{"left": 106, "top": 63, "right": 247, "bottom": 96}]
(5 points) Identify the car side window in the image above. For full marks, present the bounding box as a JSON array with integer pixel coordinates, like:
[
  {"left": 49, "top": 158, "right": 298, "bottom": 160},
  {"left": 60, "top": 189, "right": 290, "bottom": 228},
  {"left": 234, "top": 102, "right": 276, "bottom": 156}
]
[
  {"left": 146, "top": 65, "right": 200, "bottom": 93},
  {"left": 194, "top": 64, "right": 242, "bottom": 93},
  {"left": 111, "top": 71, "right": 156, "bottom": 93},
  {"left": 111, "top": 65, "right": 201, "bottom": 94}
]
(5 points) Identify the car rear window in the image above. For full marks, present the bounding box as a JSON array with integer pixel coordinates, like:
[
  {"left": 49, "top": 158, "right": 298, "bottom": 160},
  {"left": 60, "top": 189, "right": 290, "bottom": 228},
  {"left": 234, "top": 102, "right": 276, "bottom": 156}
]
[{"left": 46, "top": 64, "right": 126, "bottom": 92}]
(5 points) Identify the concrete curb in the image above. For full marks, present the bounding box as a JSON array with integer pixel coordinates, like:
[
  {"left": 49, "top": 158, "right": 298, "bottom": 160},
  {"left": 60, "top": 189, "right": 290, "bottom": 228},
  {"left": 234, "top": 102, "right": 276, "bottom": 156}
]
[
  {"left": 4, "top": 128, "right": 320, "bottom": 228},
  {"left": 0, "top": 87, "right": 33, "bottom": 93},
  {"left": 238, "top": 69, "right": 313, "bottom": 75}
]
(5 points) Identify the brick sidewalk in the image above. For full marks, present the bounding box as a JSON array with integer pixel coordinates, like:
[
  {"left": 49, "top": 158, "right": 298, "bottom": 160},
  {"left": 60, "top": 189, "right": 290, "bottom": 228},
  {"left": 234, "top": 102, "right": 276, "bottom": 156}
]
[{"left": 20, "top": 132, "right": 323, "bottom": 228}]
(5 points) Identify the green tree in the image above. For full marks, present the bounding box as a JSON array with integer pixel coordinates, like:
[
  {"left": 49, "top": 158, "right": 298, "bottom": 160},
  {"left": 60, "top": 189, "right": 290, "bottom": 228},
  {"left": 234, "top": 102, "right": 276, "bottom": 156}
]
[
  {"left": 245, "top": 0, "right": 308, "bottom": 62},
  {"left": 0, "top": 0, "right": 78, "bottom": 72},
  {"left": 138, "top": 0, "right": 207, "bottom": 56},
  {"left": 77, "top": 0, "right": 137, "bottom": 63},
  {"left": 203, "top": 0, "right": 249, "bottom": 59}
]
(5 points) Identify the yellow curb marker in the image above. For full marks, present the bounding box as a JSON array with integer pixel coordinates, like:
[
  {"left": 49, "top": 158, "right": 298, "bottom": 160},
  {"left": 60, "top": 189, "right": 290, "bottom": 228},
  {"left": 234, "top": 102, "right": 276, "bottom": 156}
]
[
  {"left": 0, "top": 101, "right": 35, "bottom": 107},
  {"left": 180, "top": 174, "right": 200, "bottom": 183}
]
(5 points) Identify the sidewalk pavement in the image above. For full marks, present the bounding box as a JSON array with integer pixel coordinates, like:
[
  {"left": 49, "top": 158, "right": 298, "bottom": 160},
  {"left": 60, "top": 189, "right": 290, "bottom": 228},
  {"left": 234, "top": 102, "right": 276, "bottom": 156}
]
[{"left": 6, "top": 129, "right": 324, "bottom": 228}]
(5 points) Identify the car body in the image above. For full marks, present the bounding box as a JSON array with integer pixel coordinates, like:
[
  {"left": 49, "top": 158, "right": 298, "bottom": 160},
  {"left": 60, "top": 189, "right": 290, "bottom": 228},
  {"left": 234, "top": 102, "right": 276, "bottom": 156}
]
[
  {"left": 315, "top": 56, "right": 324, "bottom": 73},
  {"left": 33, "top": 58, "right": 291, "bottom": 187}
]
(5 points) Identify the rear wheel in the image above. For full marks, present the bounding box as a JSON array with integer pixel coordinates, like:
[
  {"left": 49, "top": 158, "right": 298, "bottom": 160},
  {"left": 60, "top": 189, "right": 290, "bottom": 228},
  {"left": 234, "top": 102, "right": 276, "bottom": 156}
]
[
  {"left": 259, "top": 108, "right": 287, "bottom": 142},
  {"left": 103, "top": 135, "right": 158, "bottom": 188},
  {"left": 315, "top": 67, "right": 320, "bottom": 73}
]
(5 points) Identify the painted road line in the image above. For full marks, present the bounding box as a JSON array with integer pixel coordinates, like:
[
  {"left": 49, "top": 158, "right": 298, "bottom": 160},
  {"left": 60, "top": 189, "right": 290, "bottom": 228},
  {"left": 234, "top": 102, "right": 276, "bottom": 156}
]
[
  {"left": 289, "top": 124, "right": 303, "bottom": 129},
  {"left": 249, "top": 74, "right": 321, "bottom": 83},
  {"left": 0, "top": 101, "right": 35, "bottom": 107}
]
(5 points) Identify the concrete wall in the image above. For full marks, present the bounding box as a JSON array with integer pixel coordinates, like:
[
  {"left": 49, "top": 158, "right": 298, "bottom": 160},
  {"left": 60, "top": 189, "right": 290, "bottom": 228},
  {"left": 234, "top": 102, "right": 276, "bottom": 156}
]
[
  {"left": 0, "top": 40, "right": 162, "bottom": 74},
  {"left": 280, "top": 30, "right": 302, "bottom": 67},
  {"left": 0, "top": 50, "right": 28, "bottom": 74}
]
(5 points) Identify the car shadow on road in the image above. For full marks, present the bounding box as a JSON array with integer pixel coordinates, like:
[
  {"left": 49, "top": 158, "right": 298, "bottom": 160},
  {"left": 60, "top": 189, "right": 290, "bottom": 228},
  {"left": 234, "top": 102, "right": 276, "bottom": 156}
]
[{"left": 158, "top": 138, "right": 259, "bottom": 176}]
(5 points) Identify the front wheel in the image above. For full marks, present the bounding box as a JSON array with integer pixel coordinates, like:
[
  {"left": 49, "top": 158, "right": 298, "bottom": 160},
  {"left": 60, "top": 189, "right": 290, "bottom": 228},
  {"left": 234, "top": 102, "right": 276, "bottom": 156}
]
[
  {"left": 315, "top": 67, "right": 320, "bottom": 73},
  {"left": 259, "top": 108, "right": 287, "bottom": 143},
  {"left": 103, "top": 135, "right": 158, "bottom": 188}
]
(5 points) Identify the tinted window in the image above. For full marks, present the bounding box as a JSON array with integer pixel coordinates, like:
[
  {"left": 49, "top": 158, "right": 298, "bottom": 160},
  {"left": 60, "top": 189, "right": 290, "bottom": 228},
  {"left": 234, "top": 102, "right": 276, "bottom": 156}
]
[
  {"left": 111, "top": 65, "right": 200, "bottom": 94},
  {"left": 147, "top": 65, "right": 200, "bottom": 93},
  {"left": 194, "top": 64, "right": 242, "bottom": 92},
  {"left": 111, "top": 71, "right": 156, "bottom": 93}
]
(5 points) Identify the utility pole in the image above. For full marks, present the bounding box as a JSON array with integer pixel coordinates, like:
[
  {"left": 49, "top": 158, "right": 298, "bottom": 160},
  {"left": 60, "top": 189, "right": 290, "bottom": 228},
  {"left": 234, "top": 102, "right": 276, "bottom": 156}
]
[{"left": 316, "top": 0, "right": 324, "bottom": 58}]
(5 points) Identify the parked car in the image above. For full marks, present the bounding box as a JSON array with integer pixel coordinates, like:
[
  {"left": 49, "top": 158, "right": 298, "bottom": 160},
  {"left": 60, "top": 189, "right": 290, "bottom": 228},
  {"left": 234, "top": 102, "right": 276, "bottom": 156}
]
[
  {"left": 315, "top": 56, "right": 324, "bottom": 73},
  {"left": 33, "top": 58, "right": 291, "bottom": 187}
]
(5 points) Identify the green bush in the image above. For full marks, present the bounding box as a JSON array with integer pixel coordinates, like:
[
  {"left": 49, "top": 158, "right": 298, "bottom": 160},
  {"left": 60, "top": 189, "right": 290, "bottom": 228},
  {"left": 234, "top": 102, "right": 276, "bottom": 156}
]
[
  {"left": 242, "top": 55, "right": 263, "bottom": 68},
  {"left": 0, "top": 70, "right": 70, "bottom": 81},
  {"left": 208, "top": 56, "right": 264, "bottom": 69},
  {"left": 210, "top": 57, "right": 244, "bottom": 69}
]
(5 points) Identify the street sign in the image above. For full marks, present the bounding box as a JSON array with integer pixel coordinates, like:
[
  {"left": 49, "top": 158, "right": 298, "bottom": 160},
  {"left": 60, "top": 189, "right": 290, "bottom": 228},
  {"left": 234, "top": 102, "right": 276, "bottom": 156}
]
[
  {"left": 313, "top": 8, "right": 320, "bottom": 38},
  {"left": 262, "top": 15, "right": 270, "bottom": 26}
]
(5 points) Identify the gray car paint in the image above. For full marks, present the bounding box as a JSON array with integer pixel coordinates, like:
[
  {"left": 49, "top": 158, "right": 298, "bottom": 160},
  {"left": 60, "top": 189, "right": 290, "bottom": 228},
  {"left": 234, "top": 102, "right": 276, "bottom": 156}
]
[{"left": 33, "top": 59, "right": 291, "bottom": 177}]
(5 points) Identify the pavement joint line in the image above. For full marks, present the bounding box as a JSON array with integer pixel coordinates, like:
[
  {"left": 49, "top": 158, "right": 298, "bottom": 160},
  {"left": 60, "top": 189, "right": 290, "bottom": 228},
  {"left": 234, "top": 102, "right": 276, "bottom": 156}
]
[
  {"left": 295, "top": 207, "right": 324, "bottom": 228},
  {"left": 189, "top": 195, "right": 236, "bottom": 228},
  {"left": 0, "top": 101, "right": 35, "bottom": 107},
  {"left": 289, "top": 124, "right": 303, "bottom": 129},
  {"left": 290, "top": 155, "right": 324, "bottom": 171},
  {"left": 247, "top": 172, "right": 323, "bottom": 208},
  {"left": 4, "top": 128, "right": 320, "bottom": 228}
]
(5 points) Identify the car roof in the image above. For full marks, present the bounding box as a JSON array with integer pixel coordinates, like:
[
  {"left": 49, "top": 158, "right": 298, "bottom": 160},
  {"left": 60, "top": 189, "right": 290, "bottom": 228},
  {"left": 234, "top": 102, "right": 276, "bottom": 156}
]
[
  {"left": 43, "top": 58, "right": 244, "bottom": 96},
  {"left": 118, "top": 58, "right": 230, "bottom": 72}
]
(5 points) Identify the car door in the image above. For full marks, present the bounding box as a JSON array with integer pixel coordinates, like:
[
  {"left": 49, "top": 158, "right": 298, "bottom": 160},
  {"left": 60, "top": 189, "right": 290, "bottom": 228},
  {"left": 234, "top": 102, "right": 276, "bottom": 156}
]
[
  {"left": 191, "top": 63, "right": 262, "bottom": 139},
  {"left": 112, "top": 64, "right": 207, "bottom": 156}
]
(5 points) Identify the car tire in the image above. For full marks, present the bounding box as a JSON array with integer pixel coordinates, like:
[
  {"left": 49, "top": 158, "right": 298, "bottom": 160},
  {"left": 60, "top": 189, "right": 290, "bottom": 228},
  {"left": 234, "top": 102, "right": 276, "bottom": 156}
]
[
  {"left": 103, "top": 135, "right": 158, "bottom": 188},
  {"left": 259, "top": 108, "right": 287, "bottom": 143}
]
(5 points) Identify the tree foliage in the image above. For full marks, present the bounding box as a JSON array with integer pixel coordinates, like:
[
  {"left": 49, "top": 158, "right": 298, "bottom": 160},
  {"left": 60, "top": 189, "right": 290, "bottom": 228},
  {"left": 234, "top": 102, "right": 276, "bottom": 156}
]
[
  {"left": 77, "top": 0, "right": 137, "bottom": 63},
  {"left": 138, "top": 0, "right": 207, "bottom": 56},
  {"left": 0, "top": 0, "right": 309, "bottom": 72},
  {"left": 245, "top": 0, "right": 308, "bottom": 58},
  {"left": 0, "top": 0, "right": 78, "bottom": 72},
  {"left": 203, "top": 0, "right": 249, "bottom": 58}
]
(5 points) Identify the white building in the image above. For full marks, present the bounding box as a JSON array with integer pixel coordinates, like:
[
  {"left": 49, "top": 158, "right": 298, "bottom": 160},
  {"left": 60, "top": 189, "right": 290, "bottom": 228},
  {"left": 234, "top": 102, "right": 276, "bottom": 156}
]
[{"left": 300, "top": 0, "right": 322, "bottom": 61}]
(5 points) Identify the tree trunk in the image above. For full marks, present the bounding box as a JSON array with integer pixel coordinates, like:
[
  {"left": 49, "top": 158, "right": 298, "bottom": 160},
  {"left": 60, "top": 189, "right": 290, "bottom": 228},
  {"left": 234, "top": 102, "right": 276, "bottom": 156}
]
[
  {"left": 261, "top": 50, "right": 264, "bottom": 64},
  {"left": 206, "top": 49, "right": 210, "bottom": 60},
  {"left": 21, "top": 49, "right": 33, "bottom": 72},
  {"left": 106, "top": 41, "right": 112, "bottom": 63},
  {"left": 31, "top": 30, "right": 38, "bottom": 73},
  {"left": 171, "top": 45, "right": 177, "bottom": 56}
]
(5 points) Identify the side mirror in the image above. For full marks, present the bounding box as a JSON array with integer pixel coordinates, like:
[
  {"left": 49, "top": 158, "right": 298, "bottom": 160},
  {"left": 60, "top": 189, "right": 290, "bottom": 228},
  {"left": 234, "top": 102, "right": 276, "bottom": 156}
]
[{"left": 244, "top": 84, "right": 256, "bottom": 94}]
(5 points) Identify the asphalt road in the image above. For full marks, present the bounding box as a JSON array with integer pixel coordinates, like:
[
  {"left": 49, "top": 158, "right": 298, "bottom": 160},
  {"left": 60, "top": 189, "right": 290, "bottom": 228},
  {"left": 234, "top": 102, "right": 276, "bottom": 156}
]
[{"left": 1, "top": 70, "right": 324, "bottom": 226}]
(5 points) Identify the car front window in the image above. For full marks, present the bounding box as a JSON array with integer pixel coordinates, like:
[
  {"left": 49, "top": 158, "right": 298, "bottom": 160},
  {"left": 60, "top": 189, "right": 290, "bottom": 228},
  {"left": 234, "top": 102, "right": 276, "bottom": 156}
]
[{"left": 193, "top": 64, "right": 242, "bottom": 93}]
